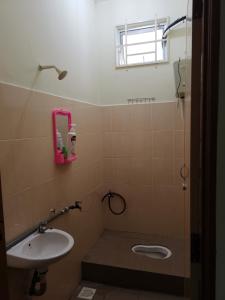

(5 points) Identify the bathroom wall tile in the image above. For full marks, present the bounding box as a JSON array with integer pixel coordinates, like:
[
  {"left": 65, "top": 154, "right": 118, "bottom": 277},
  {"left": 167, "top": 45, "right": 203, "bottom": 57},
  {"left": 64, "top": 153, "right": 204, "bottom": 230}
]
[
  {"left": 0, "top": 141, "right": 14, "bottom": 195},
  {"left": 102, "top": 100, "right": 188, "bottom": 240},
  {"left": 15, "top": 92, "right": 56, "bottom": 139},
  {"left": 84, "top": 106, "right": 102, "bottom": 133},
  {"left": 126, "top": 185, "right": 154, "bottom": 233},
  {"left": 150, "top": 186, "right": 185, "bottom": 238},
  {"left": 129, "top": 158, "right": 152, "bottom": 186},
  {"left": 153, "top": 130, "right": 174, "bottom": 159},
  {"left": 0, "top": 83, "right": 28, "bottom": 140},
  {"left": 111, "top": 105, "right": 131, "bottom": 132},
  {"left": 70, "top": 102, "right": 86, "bottom": 134},
  {"left": 184, "top": 187, "right": 190, "bottom": 239},
  {"left": 3, "top": 189, "right": 36, "bottom": 242},
  {"left": 152, "top": 102, "right": 176, "bottom": 130},
  {"left": 88, "top": 161, "right": 103, "bottom": 193},
  {"left": 129, "top": 104, "right": 151, "bottom": 131},
  {"left": 102, "top": 107, "right": 112, "bottom": 132},
  {"left": 76, "top": 132, "right": 102, "bottom": 167},
  {"left": 113, "top": 158, "right": 131, "bottom": 185},
  {"left": 174, "top": 159, "right": 185, "bottom": 186},
  {"left": 103, "top": 183, "right": 133, "bottom": 232},
  {"left": 103, "top": 158, "right": 114, "bottom": 183},
  {"left": 184, "top": 97, "right": 191, "bottom": 132},
  {"left": 0, "top": 83, "right": 105, "bottom": 300},
  {"left": 129, "top": 131, "right": 152, "bottom": 158},
  {"left": 103, "top": 132, "right": 131, "bottom": 157},
  {"left": 175, "top": 131, "right": 185, "bottom": 159},
  {"left": 152, "top": 158, "right": 174, "bottom": 186},
  {"left": 103, "top": 158, "right": 130, "bottom": 185},
  {"left": 175, "top": 104, "right": 185, "bottom": 130},
  {"left": 3, "top": 138, "right": 55, "bottom": 196}
]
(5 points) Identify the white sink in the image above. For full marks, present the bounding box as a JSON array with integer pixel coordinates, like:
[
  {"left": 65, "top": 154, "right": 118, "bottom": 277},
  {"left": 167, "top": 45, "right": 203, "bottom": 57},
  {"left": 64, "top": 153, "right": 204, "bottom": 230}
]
[{"left": 7, "top": 228, "right": 74, "bottom": 269}]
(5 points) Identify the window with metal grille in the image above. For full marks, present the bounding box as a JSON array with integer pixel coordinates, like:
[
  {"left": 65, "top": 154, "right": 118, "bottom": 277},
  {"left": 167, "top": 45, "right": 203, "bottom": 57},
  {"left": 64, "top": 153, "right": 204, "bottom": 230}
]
[{"left": 116, "top": 18, "right": 168, "bottom": 67}]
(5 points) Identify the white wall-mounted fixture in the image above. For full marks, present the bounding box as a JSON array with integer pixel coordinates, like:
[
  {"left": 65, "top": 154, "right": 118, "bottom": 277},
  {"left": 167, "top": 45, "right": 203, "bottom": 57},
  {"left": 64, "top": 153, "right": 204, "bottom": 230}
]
[{"left": 38, "top": 65, "right": 68, "bottom": 80}]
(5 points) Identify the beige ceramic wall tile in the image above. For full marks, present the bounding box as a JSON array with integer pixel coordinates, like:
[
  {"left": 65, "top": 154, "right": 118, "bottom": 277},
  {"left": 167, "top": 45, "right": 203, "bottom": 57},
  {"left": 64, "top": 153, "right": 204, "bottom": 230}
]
[
  {"left": 174, "top": 159, "right": 186, "bottom": 186},
  {"left": 15, "top": 92, "right": 56, "bottom": 139},
  {"left": 175, "top": 104, "right": 185, "bottom": 130},
  {"left": 3, "top": 138, "right": 55, "bottom": 196},
  {"left": 152, "top": 158, "right": 174, "bottom": 186},
  {"left": 103, "top": 101, "right": 189, "bottom": 240},
  {"left": 129, "top": 104, "right": 151, "bottom": 131},
  {"left": 151, "top": 102, "right": 176, "bottom": 130},
  {"left": 113, "top": 158, "right": 131, "bottom": 185},
  {"left": 103, "top": 158, "right": 114, "bottom": 183},
  {"left": 0, "top": 83, "right": 28, "bottom": 140},
  {"left": 129, "top": 131, "right": 152, "bottom": 158},
  {"left": 103, "top": 132, "right": 131, "bottom": 157},
  {"left": 4, "top": 190, "right": 36, "bottom": 242},
  {"left": 175, "top": 131, "right": 185, "bottom": 159},
  {"left": 111, "top": 105, "right": 131, "bottom": 132},
  {"left": 102, "top": 107, "right": 112, "bottom": 132},
  {"left": 153, "top": 130, "right": 174, "bottom": 159},
  {"left": 0, "top": 82, "right": 104, "bottom": 300},
  {"left": 129, "top": 158, "right": 152, "bottom": 186},
  {"left": 150, "top": 186, "right": 185, "bottom": 238}
]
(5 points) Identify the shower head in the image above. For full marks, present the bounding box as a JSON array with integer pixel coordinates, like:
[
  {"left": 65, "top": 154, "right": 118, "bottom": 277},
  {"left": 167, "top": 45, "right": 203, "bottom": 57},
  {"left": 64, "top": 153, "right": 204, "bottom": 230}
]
[
  {"left": 38, "top": 65, "right": 68, "bottom": 80},
  {"left": 55, "top": 67, "right": 68, "bottom": 80}
]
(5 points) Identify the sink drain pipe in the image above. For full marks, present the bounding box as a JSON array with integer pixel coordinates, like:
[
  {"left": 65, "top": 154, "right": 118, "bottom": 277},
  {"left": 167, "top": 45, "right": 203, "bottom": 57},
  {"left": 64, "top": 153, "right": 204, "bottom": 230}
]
[{"left": 29, "top": 268, "right": 48, "bottom": 296}]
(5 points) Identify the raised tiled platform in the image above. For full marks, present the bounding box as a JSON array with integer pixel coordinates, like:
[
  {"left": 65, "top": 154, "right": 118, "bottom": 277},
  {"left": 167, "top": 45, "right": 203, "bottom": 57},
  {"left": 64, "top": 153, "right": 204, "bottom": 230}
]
[
  {"left": 82, "top": 231, "right": 190, "bottom": 296},
  {"left": 83, "top": 230, "right": 189, "bottom": 277}
]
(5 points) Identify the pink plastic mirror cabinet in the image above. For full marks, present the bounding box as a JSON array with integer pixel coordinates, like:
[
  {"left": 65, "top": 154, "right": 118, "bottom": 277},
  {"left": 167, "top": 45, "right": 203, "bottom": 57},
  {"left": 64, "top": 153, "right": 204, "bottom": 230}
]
[{"left": 52, "top": 108, "right": 77, "bottom": 165}]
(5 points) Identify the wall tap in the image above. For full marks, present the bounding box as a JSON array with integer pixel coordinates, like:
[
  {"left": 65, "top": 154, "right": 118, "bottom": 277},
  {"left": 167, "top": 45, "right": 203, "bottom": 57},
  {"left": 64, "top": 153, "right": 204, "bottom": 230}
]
[
  {"left": 49, "top": 208, "right": 56, "bottom": 214},
  {"left": 38, "top": 221, "right": 48, "bottom": 234},
  {"left": 69, "top": 201, "right": 82, "bottom": 211}
]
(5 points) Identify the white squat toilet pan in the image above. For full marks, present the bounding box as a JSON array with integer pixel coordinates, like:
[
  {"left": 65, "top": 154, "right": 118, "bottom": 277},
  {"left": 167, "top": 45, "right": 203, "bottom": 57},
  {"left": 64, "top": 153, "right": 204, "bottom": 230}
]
[{"left": 131, "top": 245, "right": 172, "bottom": 260}]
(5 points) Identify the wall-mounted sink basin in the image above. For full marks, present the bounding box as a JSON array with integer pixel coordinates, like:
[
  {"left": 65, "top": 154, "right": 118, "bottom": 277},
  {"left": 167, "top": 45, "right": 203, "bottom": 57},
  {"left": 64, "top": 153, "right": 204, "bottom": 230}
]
[{"left": 7, "top": 228, "right": 74, "bottom": 269}]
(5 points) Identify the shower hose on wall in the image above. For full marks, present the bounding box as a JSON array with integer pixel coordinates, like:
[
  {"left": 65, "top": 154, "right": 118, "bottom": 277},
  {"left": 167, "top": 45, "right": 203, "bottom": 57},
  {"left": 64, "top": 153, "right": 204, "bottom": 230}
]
[{"left": 102, "top": 191, "right": 127, "bottom": 215}]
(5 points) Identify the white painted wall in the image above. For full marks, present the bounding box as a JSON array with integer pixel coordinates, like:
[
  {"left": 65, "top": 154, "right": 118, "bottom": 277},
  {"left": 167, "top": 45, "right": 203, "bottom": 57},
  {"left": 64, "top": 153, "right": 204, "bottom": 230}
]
[
  {"left": 0, "top": 0, "right": 188, "bottom": 105},
  {"left": 0, "top": 0, "right": 100, "bottom": 104},
  {"left": 95, "top": 0, "right": 188, "bottom": 104}
]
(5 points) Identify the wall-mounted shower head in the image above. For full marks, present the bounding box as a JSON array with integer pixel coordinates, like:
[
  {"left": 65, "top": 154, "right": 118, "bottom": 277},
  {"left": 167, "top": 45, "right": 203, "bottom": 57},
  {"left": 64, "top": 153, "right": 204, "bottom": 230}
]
[{"left": 38, "top": 65, "right": 68, "bottom": 80}]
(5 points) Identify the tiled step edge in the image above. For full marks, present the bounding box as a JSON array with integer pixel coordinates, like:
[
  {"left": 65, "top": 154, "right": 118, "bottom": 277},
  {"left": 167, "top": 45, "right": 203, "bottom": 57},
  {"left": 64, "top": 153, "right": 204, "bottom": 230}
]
[{"left": 82, "top": 262, "right": 189, "bottom": 296}]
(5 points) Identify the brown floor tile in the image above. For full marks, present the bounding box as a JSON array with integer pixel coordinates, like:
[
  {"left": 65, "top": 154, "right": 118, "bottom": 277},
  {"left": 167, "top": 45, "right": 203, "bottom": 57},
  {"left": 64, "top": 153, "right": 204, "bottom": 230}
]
[{"left": 72, "top": 282, "right": 189, "bottom": 300}]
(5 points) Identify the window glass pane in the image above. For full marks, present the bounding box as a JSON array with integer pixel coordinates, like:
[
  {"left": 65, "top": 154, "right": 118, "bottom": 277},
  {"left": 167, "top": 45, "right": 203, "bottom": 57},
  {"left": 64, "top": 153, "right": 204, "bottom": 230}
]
[
  {"left": 127, "top": 53, "right": 155, "bottom": 64},
  {"left": 157, "top": 28, "right": 164, "bottom": 40},
  {"left": 157, "top": 42, "right": 164, "bottom": 61},
  {"left": 127, "top": 43, "right": 155, "bottom": 55},
  {"left": 122, "top": 30, "right": 155, "bottom": 45},
  {"left": 117, "top": 20, "right": 167, "bottom": 66}
]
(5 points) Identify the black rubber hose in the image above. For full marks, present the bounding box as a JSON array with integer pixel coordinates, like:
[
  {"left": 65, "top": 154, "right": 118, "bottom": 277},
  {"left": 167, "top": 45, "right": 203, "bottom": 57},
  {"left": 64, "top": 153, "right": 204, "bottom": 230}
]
[
  {"left": 163, "top": 16, "right": 187, "bottom": 39},
  {"left": 102, "top": 191, "right": 127, "bottom": 215}
]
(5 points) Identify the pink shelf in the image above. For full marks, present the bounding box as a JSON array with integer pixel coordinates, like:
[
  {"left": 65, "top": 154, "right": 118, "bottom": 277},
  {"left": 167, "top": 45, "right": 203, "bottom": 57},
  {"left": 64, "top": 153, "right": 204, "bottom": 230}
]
[{"left": 53, "top": 108, "right": 77, "bottom": 165}]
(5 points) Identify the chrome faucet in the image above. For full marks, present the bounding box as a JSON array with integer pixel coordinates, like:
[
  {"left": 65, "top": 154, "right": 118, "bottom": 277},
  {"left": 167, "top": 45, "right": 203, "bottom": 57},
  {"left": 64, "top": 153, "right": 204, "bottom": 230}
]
[
  {"left": 37, "top": 202, "right": 82, "bottom": 234},
  {"left": 38, "top": 221, "right": 48, "bottom": 234}
]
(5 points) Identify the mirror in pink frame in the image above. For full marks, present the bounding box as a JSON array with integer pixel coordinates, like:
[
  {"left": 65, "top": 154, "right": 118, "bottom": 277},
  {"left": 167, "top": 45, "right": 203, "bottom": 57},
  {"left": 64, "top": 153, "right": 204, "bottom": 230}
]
[{"left": 52, "top": 108, "right": 77, "bottom": 165}]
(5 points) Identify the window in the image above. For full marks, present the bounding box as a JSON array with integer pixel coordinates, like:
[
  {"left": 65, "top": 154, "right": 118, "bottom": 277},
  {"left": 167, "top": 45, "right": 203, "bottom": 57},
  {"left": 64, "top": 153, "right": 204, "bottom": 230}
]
[{"left": 116, "top": 19, "right": 168, "bottom": 67}]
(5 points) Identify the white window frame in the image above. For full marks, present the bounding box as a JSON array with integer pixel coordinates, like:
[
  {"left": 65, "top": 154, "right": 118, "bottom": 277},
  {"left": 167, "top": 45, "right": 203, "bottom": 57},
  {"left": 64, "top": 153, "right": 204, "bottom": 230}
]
[{"left": 115, "top": 18, "right": 169, "bottom": 68}]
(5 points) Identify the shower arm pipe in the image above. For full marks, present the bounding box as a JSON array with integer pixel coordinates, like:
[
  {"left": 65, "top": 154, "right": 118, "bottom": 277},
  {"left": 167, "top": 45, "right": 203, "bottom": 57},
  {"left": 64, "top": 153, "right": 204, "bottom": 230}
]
[
  {"left": 162, "top": 16, "right": 187, "bottom": 39},
  {"left": 38, "top": 65, "right": 60, "bottom": 72},
  {"left": 38, "top": 64, "right": 68, "bottom": 80}
]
